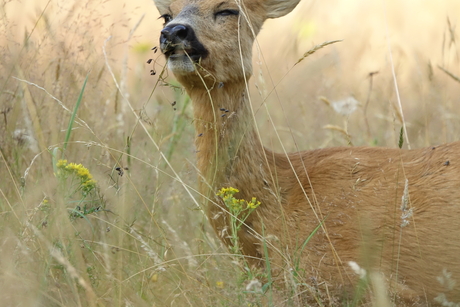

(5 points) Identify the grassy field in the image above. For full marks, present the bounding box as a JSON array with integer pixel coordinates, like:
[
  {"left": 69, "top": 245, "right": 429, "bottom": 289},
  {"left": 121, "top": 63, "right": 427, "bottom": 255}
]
[{"left": 1, "top": 0, "right": 459, "bottom": 306}]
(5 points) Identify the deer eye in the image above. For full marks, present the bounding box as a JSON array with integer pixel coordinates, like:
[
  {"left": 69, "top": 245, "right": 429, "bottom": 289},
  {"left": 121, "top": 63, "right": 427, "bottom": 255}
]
[
  {"left": 215, "top": 9, "right": 239, "bottom": 17},
  {"left": 159, "top": 14, "right": 172, "bottom": 24}
]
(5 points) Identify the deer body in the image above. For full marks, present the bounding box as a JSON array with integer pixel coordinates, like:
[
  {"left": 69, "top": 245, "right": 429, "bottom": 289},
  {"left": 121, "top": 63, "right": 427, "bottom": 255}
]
[{"left": 154, "top": 0, "right": 460, "bottom": 304}]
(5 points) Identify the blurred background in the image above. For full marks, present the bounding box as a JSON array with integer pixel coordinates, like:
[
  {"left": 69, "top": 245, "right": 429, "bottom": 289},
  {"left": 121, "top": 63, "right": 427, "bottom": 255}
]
[
  {"left": 2, "top": 0, "right": 459, "bottom": 151},
  {"left": 0, "top": 0, "right": 459, "bottom": 305}
]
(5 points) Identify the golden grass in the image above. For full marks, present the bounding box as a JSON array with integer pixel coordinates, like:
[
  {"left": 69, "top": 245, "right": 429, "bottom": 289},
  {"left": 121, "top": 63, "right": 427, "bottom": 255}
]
[{"left": 0, "top": 0, "right": 459, "bottom": 305}]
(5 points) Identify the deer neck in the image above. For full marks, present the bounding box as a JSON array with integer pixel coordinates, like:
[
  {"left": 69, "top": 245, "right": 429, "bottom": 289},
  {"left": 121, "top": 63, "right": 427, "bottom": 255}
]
[{"left": 187, "top": 82, "right": 269, "bottom": 201}]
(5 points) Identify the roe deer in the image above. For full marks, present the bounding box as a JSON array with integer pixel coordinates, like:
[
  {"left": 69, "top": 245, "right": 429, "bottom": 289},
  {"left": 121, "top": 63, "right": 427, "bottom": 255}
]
[{"left": 153, "top": 0, "right": 460, "bottom": 304}]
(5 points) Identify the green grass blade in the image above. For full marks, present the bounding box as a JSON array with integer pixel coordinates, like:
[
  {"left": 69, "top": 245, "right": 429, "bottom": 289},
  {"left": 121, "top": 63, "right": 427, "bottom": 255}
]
[
  {"left": 166, "top": 94, "right": 191, "bottom": 162},
  {"left": 297, "top": 214, "right": 328, "bottom": 263},
  {"left": 63, "top": 74, "right": 88, "bottom": 154}
]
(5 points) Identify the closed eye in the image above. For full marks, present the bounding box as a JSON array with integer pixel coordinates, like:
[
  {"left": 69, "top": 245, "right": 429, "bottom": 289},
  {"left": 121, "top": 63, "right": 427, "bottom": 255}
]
[
  {"left": 215, "top": 9, "right": 239, "bottom": 17},
  {"left": 159, "top": 14, "right": 172, "bottom": 24}
]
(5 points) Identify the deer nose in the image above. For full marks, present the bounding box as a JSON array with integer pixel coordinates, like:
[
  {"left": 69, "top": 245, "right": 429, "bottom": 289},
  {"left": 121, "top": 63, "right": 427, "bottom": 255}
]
[{"left": 160, "top": 24, "right": 189, "bottom": 44}]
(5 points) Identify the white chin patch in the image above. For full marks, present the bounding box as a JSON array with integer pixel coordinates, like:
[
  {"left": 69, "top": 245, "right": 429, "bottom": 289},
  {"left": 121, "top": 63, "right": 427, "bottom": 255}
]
[{"left": 167, "top": 56, "right": 195, "bottom": 74}]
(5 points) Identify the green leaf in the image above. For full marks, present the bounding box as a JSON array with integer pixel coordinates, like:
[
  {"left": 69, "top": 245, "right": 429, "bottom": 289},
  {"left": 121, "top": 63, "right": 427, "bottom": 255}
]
[{"left": 63, "top": 74, "right": 88, "bottom": 155}]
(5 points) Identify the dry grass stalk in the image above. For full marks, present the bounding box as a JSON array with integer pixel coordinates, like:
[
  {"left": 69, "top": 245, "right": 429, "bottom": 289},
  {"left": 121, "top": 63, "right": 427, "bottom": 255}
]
[
  {"left": 294, "top": 40, "right": 343, "bottom": 66},
  {"left": 438, "top": 65, "right": 460, "bottom": 83}
]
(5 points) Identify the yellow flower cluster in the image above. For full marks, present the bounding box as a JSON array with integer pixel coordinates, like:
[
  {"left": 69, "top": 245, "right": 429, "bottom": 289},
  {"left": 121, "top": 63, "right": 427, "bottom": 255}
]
[
  {"left": 217, "top": 187, "right": 260, "bottom": 212},
  {"left": 56, "top": 159, "right": 96, "bottom": 193},
  {"left": 248, "top": 197, "right": 260, "bottom": 209},
  {"left": 217, "top": 187, "right": 239, "bottom": 196}
]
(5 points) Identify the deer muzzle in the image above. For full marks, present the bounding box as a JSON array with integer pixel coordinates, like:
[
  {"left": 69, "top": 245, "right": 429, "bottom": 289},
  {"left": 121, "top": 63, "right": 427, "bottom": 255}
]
[{"left": 160, "top": 23, "right": 208, "bottom": 63}]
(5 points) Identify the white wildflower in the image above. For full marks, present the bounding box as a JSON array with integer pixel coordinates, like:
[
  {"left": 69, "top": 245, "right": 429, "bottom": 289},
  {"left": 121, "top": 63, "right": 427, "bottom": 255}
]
[
  {"left": 245, "top": 279, "right": 262, "bottom": 293},
  {"left": 332, "top": 96, "right": 360, "bottom": 116},
  {"left": 437, "top": 268, "right": 456, "bottom": 291},
  {"left": 348, "top": 261, "right": 366, "bottom": 279}
]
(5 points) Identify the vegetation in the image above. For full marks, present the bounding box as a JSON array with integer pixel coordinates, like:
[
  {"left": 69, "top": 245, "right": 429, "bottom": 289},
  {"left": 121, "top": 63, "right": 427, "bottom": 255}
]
[{"left": 0, "top": 0, "right": 459, "bottom": 306}]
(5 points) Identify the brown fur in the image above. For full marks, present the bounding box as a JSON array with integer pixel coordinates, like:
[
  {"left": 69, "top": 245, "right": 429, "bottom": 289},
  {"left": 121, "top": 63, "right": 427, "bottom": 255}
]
[{"left": 154, "top": 0, "right": 460, "bottom": 304}]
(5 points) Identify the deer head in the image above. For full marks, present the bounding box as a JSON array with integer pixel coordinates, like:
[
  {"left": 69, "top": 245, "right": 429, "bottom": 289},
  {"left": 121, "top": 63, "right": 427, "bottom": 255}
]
[{"left": 154, "top": 0, "right": 301, "bottom": 87}]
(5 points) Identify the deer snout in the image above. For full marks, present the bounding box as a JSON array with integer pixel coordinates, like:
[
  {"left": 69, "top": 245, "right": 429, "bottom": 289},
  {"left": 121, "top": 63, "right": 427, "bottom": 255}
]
[
  {"left": 161, "top": 24, "right": 189, "bottom": 43},
  {"left": 160, "top": 24, "right": 191, "bottom": 55},
  {"left": 159, "top": 23, "right": 208, "bottom": 63}
]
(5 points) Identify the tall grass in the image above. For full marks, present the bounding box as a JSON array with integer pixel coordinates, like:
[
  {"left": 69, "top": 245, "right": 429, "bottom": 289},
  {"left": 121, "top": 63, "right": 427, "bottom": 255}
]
[{"left": 0, "top": 0, "right": 459, "bottom": 306}]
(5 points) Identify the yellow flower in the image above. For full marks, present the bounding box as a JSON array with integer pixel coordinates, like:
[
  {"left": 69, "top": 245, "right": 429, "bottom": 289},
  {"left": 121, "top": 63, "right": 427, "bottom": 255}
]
[
  {"left": 83, "top": 179, "right": 96, "bottom": 187},
  {"left": 248, "top": 197, "right": 261, "bottom": 209},
  {"left": 227, "top": 187, "right": 239, "bottom": 194},
  {"left": 77, "top": 166, "right": 91, "bottom": 179},
  {"left": 57, "top": 160, "right": 97, "bottom": 193},
  {"left": 56, "top": 159, "right": 68, "bottom": 168},
  {"left": 66, "top": 163, "right": 79, "bottom": 171},
  {"left": 216, "top": 281, "right": 224, "bottom": 288},
  {"left": 217, "top": 187, "right": 239, "bottom": 197},
  {"left": 217, "top": 187, "right": 259, "bottom": 212}
]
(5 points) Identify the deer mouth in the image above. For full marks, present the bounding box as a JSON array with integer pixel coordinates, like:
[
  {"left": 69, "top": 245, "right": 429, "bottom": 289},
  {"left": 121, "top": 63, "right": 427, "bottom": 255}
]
[
  {"left": 163, "top": 46, "right": 202, "bottom": 62},
  {"left": 162, "top": 42, "right": 208, "bottom": 74},
  {"left": 160, "top": 24, "right": 208, "bottom": 73}
]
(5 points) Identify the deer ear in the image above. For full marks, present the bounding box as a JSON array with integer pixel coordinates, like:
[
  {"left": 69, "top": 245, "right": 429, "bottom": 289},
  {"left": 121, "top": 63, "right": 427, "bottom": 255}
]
[
  {"left": 264, "top": 0, "right": 301, "bottom": 18},
  {"left": 154, "top": 0, "right": 171, "bottom": 14}
]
